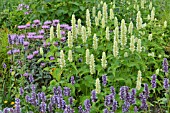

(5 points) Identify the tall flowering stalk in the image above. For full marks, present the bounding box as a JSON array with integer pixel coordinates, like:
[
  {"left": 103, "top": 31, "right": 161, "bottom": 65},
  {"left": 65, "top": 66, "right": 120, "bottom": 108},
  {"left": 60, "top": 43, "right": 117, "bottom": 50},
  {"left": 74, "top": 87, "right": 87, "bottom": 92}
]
[
  {"left": 114, "top": 17, "right": 118, "bottom": 27},
  {"left": 102, "top": 2, "right": 108, "bottom": 23},
  {"left": 68, "top": 31, "right": 73, "bottom": 48},
  {"left": 101, "top": 52, "right": 107, "bottom": 69},
  {"left": 114, "top": 26, "right": 119, "bottom": 43},
  {"left": 95, "top": 17, "right": 99, "bottom": 26},
  {"left": 93, "top": 34, "right": 98, "bottom": 50},
  {"left": 130, "top": 35, "right": 135, "bottom": 53},
  {"left": 86, "top": 9, "right": 91, "bottom": 36},
  {"left": 149, "top": 1, "right": 152, "bottom": 10},
  {"left": 86, "top": 49, "right": 90, "bottom": 65},
  {"left": 109, "top": 8, "right": 114, "bottom": 20},
  {"left": 71, "top": 14, "right": 77, "bottom": 39},
  {"left": 92, "top": 6, "right": 96, "bottom": 18},
  {"left": 163, "top": 78, "right": 169, "bottom": 90},
  {"left": 106, "top": 27, "right": 110, "bottom": 41},
  {"left": 90, "top": 54, "right": 95, "bottom": 74},
  {"left": 164, "top": 21, "right": 167, "bottom": 28},
  {"left": 120, "top": 19, "right": 127, "bottom": 48},
  {"left": 151, "top": 74, "right": 157, "bottom": 88},
  {"left": 98, "top": 10, "right": 102, "bottom": 20},
  {"left": 128, "top": 21, "right": 133, "bottom": 35},
  {"left": 40, "top": 47, "right": 44, "bottom": 56},
  {"left": 68, "top": 50, "right": 73, "bottom": 62},
  {"left": 136, "top": 70, "right": 142, "bottom": 90},
  {"left": 77, "top": 19, "right": 82, "bottom": 35},
  {"left": 141, "top": 0, "right": 144, "bottom": 9},
  {"left": 148, "top": 34, "right": 152, "bottom": 41},
  {"left": 137, "top": 39, "right": 142, "bottom": 53},
  {"left": 50, "top": 26, "right": 54, "bottom": 42},
  {"left": 95, "top": 78, "right": 101, "bottom": 94},
  {"left": 57, "top": 23, "right": 61, "bottom": 39},
  {"left": 102, "top": 17, "right": 105, "bottom": 28},
  {"left": 81, "top": 26, "right": 87, "bottom": 43},
  {"left": 113, "top": 40, "right": 119, "bottom": 57},
  {"left": 59, "top": 50, "right": 66, "bottom": 69},
  {"left": 151, "top": 7, "right": 155, "bottom": 21},
  {"left": 136, "top": 11, "right": 143, "bottom": 30},
  {"left": 162, "top": 58, "right": 168, "bottom": 73}
]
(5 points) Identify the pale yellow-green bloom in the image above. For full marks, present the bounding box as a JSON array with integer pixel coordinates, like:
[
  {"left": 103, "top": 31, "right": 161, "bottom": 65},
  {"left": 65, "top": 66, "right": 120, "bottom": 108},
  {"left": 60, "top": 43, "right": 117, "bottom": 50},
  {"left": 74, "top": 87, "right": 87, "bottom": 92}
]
[
  {"left": 86, "top": 49, "right": 90, "bottom": 65},
  {"left": 93, "top": 34, "right": 98, "bottom": 50},
  {"left": 71, "top": 14, "right": 77, "bottom": 39},
  {"left": 141, "top": 0, "right": 144, "bottom": 9},
  {"left": 92, "top": 6, "right": 96, "bottom": 18},
  {"left": 98, "top": 11, "right": 102, "bottom": 20},
  {"left": 130, "top": 35, "right": 135, "bottom": 53},
  {"left": 87, "top": 27, "right": 91, "bottom": 36},
  {"left": 101, "top": 17, "right": 105, "bottom": 28},
  {"left": 156, "top": 69, "right": 159, "bottom": 75},
  {"left": 136, "top": 11, "right": 143, "bottom": 30},
  {"left": 106, "top": 27, "right": 110, "bottom": 41},
  {"left": 68, "top": 50, "right": 73, "bottom": 62},
  {"left": 40, "top": 47, "right": 44, "bottom": 56},
  {"left": 50, "top": 26, "right": 54, "bottom": 42},
  {"left": 151, "top": 7, "right": 155, "bottom": 21},
  {"left": 81, "top": 26, "right": 87, "bottom": 43},
  {"left": 114, "top": 17, "right": 118, "bottom": 27},
  {"left": 147, "top": 14, "right": 151, "bottom": 20},
  {"left": 68, "top": 31, "right": 73, "bottom": 48},
  {"left": 136, "top": 70, "right": 142, "bottom": 90},
  {"left": 57, "top": 23, "right": 61, "bottom": 39},
  {"left": 124, "top": 52, "right": 128, "bottom": 57},
  {"left": 109, "top": 8, "right": 114, "bottom": 20},
  {"left": 113, "top": 40, "right": 119, "bottom": 57},
  {"left": 95, "top": 78, "right": 101, "bottom": 94},
  {"left": 120, "top": 19, "right": 127, "bottom": 48},
  {"left": 77, "top": 19, "right": 82, "bottom": 35},
  {"left": 137, "top": 39, "right": 142, "bottom": 53},
  {"left": 112, "top": 0, "right": 115, "bottom": 9},
  {"left": 102, "top": 2, "right": 108, "bottom": 23},
  {"left": 59, "top": 50, "right": 66, "bottom": 69},
  {"left": 128, "top": 21, "right": 133, "bottom": 35},
  {"left": 95, "top": 17, "right": 99, "bottom": 26},
  {"left": 148, "top": 34, "right": 152, "bottom": 41},
  {"left": 90, "top": 54, "right": 95, "bottom": 74},
  {"left": 149, "top": 2, "right": 152, "bottom": 10},
  {"left": 114, "top": 26, "right": 119, "bottom": 43},
  {"left": 164, "top": 21, "right": 167, "bottom": 28},
  {"left": 101, "top": 52, "right": 107, "bottom": 69},
  {"left": 86, "top": 9, "right": 91, "bottom": 28}
]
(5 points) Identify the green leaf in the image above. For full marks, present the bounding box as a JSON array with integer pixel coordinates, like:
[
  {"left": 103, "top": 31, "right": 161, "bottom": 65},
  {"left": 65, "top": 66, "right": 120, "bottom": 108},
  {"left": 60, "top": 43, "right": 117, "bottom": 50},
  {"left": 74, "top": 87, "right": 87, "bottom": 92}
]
[{"left": 52, "top": 68, "right": 62, "bottom": 82}]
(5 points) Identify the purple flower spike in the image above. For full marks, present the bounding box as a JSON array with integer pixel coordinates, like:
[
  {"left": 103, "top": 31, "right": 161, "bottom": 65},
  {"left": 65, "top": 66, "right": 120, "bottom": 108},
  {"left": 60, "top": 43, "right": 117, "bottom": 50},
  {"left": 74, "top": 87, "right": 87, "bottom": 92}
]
[
  {"left": 48, "top": 102, "right": 53, "bottom": 112},
  {"left": 40, "top": 102, "right": 46, "bottom": 113},
  {"left": 78, "top": 105, "right": 84, "bottom": 113},
  {"left": 68, "top": 96, "right": 74, "bottom": 105},
  {"left": 23, "top": 41, "right": 30, "bottom": 46},
  {"left": 144, "top": 83, "right": 149, "bottom": 99},
  {"left": 163, "top": 58, "right": 168, "bottom": 73},
  {"left": 63, "top": 87, "right": 71, "bottom": 96},
  {"left": 33, "top": 50, "right": 39, "bottom": 56},
  {"left": 84, "top": 99, "right": 91, "bottom": 112},
  {"left": 44, "top": 20, "right": 52, "bottom": 25},
  {"left": 134, "top": 106, "right": 138, "bottom": 113},
  {"left": 53, "top": 19, "right": 59, "bottom": 24},
  {"left": 102, "top": 74, "right": 107, "bottom": 86},
  {"left": 20, "top": 87, "right": 24, "bottom": 95},
  {"left": 70, "top": 76, "right": 75, "bottom": 84},
  {"left": 151, "top": 74, "right": 156, "bottom": 88},
  {"left": 39, "top": 29, "right": 45, "bottom": 35},
  {"left": 27, "top": 54, "right": 34, "bottom": 60},
  {"left": 103, "top": 108, "right": 109, "bottom": 113},
  {"left": 91, "top": 90, "right": 97, "bottom": 102},
  {"left": 2, "top": 63, "right": 6, "bottom": 69},
  {"left": 112, "top": 100, "right": 118, "bottom": 112},
  {"left": 130, "top": 88, "right": 136, "bottom": 105},
  {"left": 164, "top": 78, "right": 169, "bottom": 90},
  {"left": 122, "top": 101, "right": 130, "bottom": 113},
  {"left": 139, "top": 93, "right": 148, "bottom": 110},
  {"left": 29, "top": 74, "right": 34, "bottom": 83},
  {"left": 50, "top": 56, "right": 55, "bottom": 60},
  {"left": 110, "top": 86, "right": 115, "bottom": 97},
  {"left": 33, "top": 19, "right": 40, "bottom": 25}
]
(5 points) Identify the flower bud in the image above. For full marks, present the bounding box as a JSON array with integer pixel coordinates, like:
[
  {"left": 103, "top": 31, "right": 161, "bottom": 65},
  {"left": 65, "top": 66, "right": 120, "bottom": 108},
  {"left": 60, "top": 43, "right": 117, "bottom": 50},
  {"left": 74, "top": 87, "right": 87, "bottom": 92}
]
[{"left": 90, "top": 54, "right": 95, "bottom": 74}]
